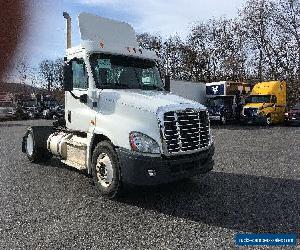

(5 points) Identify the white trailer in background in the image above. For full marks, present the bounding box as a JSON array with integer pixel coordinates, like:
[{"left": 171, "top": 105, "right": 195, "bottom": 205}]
[{"left": 170, "top": 80, "right": 206, "bottom": 104}]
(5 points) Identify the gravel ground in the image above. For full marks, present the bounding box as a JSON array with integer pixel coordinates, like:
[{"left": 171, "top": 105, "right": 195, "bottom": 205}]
[{"left": 0, "top": 120, "right": 299, "bottom": 249}]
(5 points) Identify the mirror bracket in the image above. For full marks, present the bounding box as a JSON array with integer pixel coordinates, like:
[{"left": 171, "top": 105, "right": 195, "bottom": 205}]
[{"left": 79, "top": 94, "right": 88, "bottom": 103}]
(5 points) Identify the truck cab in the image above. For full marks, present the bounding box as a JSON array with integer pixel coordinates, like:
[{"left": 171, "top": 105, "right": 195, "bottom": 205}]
[
  {"left": 242, "top": 81, "right": 286, "bottom": 125},
  {"left": 206, "top": 81, "right": 250, "bottom": 124},
  {"left": 22, "top": 13, "right": 214, "bottom": 198}
]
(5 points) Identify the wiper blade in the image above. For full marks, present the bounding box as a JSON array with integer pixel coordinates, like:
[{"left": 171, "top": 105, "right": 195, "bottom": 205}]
[
  {"left": 119, "top": 83, "right": 132, "bottom": 88},
  {"left": 141, "top": 85, "right": 165, "bottom": 91},
  {"left": 97, "top": 83, "right": 132, "bottom": 89}
]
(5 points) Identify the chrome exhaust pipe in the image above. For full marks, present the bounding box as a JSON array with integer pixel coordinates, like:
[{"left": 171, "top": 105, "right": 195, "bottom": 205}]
[{"left": 63, "top": 12, "right": 72, "bottom": 49}]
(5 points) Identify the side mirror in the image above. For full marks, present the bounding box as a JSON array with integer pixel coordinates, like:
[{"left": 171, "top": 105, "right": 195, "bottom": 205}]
[
  {"left": 164, "top": 75, "right": 170, "bottom": 92},
  {"left": 79, "top": 94, "right": 88, "bottom": 104},
  {"left": 63, "top": 63, "right": 73, "bottom": 91}
]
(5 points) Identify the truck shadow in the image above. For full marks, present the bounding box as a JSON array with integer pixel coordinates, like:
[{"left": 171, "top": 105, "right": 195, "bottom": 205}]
[
  {"left": 119, "top": 171, "right": 300, "bottom": 234},
  {"left": 0, "top": 123, "right": 27, "bottom": 127}
]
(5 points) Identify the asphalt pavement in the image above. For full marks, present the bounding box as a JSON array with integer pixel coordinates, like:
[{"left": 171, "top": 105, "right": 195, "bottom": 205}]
[{"left": 0, "top": 120, "right": 299, "bottom": 249}]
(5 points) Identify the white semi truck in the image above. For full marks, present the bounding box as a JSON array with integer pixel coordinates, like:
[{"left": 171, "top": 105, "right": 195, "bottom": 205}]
[{"left": 22, "top": 12, "right": 214, "bottom": 198}]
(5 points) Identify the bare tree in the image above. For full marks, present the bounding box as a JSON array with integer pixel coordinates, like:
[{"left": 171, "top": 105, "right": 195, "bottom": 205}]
[
  {"left": 241, "top": 0, "right": 275, "bottom": 81},
  {"left": 28, "top": 67, "right": 41, "bottom": 89},
  {"left": 53, "top": 58, "right": 64, "bottom": 90},
  {"left": 15, "top": 59, "right": 30, "bottom": 93}
]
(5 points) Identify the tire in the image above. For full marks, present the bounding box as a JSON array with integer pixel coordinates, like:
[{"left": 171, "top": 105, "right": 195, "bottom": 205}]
[
  {"left": 91, "top": 141, "right": 122, "bottom": 199},
  {"left": 24, "top": 129, "right": 51, "bottom": 163},
  {"left": 266, "top": 115, "right": 272, "bottom": 126}
]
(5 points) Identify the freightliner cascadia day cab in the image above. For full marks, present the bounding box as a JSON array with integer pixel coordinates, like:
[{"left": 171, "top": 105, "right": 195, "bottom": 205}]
[
  {"left": 205, "top": 81, "right": 251, "bottom": 124},
  {"left": 242, "top": 81, "right": 287, "bottom": 125},
  {"left": 22, "top": 13, "right": 215, "bottom": 198}
]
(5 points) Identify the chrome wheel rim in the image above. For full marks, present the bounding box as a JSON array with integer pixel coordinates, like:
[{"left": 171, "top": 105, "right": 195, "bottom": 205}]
[
  {"left": 26, "top": 133, "right": 34, "bottom": 156},
  {"left": 96, "top": 153, "right": 113, "bottom": 188}
]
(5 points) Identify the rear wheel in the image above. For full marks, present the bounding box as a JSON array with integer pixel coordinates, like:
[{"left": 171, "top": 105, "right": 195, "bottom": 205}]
[{"left": 91, "top": 141, "right": 122, "bottom": 199}]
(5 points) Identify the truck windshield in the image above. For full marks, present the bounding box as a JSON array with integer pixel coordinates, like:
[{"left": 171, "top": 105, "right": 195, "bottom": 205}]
[
  {"left": 90, "top": 53, "right": 163, "bottom": 90},
  {"left": 206, "top": 98, "right": 224, "bottom": 107},
  {"left": 246, "top": 95, "right": 273, "bottom": 103},
  {"left": 206, "top": 96, "right": 234, "bottom": 107}
]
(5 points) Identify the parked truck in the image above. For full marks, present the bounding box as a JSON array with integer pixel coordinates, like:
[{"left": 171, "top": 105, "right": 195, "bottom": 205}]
[
  {"left": 241, "top": 81, "right": 286, "bottom": 125},
  {"left": 22, "top": 12, "right": 214, "bottom": 198},
  {"left": 205, "top": 81, "right": 251, "bottom": 124}
]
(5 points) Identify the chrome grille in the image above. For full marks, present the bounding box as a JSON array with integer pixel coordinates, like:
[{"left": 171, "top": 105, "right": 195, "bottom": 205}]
[
  {"left": 163, "top": 109, "right": 210, "bottom": 154},
  {"left": 243, "top": 107, "right": 258, "bottom": 117}
]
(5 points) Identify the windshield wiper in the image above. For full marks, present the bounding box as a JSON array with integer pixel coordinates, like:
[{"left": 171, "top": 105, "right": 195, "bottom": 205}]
[
  {"left": 116, "top": 83, "right": 132, "bottom": 89},
  {"left": 141, "top": 85, "right": 165, "bottom": 91},
  {"left": 97, "top": 83, "right": 133, "bottom": 89}
]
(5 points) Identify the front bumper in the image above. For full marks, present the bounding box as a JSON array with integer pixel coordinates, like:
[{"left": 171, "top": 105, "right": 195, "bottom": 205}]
[
  {"left": 241, "top": 115, "right": 267, "bottom": 124},
  {"left": 209, "top": 115, "right": 221, "bottom": 121},
  {"left": 116, "top": 145, "right": 215, "bottom": 186}
]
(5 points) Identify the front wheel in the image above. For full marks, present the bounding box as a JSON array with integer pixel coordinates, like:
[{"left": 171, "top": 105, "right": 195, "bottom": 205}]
[
  {"left": 220, "top": 115, "right": 226, "bottom": 125},
  {"left": 91, "top": 141, "right": 122, "bottom": 199},
  {"left": 266, "top": 115, "right": 272, "bottom": 125}
]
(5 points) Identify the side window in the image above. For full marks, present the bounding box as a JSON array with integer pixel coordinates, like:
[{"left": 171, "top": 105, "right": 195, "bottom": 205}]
[
  {"left": 141, "top": 68, "right": 157, "bottom": 85},
  {"left": 72, "top": 60, "right": 88, "bottom": 89}
]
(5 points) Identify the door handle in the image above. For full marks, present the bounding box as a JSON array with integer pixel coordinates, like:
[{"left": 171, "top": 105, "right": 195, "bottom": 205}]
[{"left": 68, "top": 110, "right": 71, "bottom": 123}]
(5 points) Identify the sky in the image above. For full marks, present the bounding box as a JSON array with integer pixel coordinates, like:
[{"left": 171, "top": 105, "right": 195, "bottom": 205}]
[{"left": 8, "top": 0, "right": 246, "bottom": 80}]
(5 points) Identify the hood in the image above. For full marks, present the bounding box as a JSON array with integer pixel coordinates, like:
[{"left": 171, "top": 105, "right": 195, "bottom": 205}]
[
  {"left": 244, "top": 103, "right": 263, "bottom": 109},
  {"left": 101, "top": 89, "right": 205, "bottom": 113}
]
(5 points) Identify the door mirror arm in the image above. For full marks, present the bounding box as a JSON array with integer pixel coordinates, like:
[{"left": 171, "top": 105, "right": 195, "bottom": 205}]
[
  {"left": 69, "top": 91, "right": 88, "bottom": 104},
  {"left": 69, "top": 91, "right": 80, "bottom": 100}
]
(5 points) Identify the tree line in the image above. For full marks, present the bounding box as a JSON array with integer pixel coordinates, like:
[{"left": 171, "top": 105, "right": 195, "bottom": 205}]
[
  {"left": 137, "top": 0, "right": 300, "bottom": 105},
  {"left": 14, "top": 58, "right": 64, "bottom": 93}
]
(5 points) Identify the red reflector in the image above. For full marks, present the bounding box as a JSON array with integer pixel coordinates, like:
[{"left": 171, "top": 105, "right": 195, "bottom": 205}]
[{"left": 129, "top": 133, "right": 137, "bottom": 151}]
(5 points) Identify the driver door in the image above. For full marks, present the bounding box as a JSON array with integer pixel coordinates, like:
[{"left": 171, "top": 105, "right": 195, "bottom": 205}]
[{"left": 65, "top": 59, "right": 92, "bottom": 132}]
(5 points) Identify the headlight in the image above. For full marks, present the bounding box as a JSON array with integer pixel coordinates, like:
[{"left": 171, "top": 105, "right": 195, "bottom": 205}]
[
  {"left": 284, "top": 112, "right": 289, "bottom": 116},
  {"left": 129, "top": 132, "right": 160, "bottom": 154},
  {"left": 209, "top": 128, "right": 214, "bottom": 144}
]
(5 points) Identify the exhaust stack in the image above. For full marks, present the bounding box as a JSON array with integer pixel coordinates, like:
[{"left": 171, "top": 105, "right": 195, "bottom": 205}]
[{"left": 63, "top": 12, "right": 72, "bottom": 49}]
